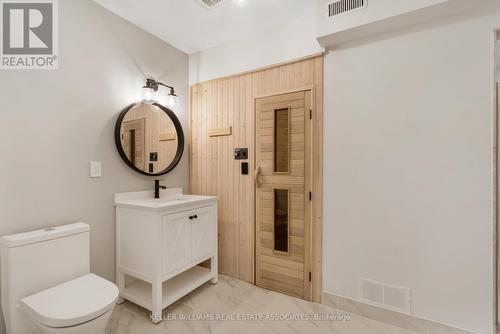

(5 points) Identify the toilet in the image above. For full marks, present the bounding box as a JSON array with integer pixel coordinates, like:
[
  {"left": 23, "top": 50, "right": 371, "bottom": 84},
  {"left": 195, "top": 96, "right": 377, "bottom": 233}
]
[{"left": 1, "top": 223, "right": 119, "bottom": 334}]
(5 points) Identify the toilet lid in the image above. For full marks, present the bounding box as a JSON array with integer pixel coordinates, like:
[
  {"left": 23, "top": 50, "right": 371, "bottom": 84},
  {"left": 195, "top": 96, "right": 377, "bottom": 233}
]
[{"left": 20, "top": 274, "right": 119, "bottom": 328}]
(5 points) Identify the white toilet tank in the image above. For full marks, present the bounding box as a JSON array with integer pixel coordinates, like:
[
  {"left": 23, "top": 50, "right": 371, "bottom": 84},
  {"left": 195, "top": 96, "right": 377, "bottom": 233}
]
[{"left": 1, "top": 223, "right": 90, "bottom": 334}]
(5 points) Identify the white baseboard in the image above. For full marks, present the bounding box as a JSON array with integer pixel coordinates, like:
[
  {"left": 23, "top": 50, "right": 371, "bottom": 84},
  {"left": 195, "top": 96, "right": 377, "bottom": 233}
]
[{"left": 321, "top": 292, "right": 477, "bottom": 334}]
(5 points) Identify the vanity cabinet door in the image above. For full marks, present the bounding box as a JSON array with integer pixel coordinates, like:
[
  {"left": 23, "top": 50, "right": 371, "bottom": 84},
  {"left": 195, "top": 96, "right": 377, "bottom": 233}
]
[
  {"left": 162, "top": 212, "right": 192, "bottom": 275},
  {"left": 191, "top": 206, "right": 214, "bottom": 261}
]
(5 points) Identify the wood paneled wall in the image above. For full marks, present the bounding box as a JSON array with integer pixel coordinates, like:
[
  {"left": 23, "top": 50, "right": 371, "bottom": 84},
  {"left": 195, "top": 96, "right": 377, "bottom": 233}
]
[{"left": 189, "top": 55, "right": 323, "bottom": 299}]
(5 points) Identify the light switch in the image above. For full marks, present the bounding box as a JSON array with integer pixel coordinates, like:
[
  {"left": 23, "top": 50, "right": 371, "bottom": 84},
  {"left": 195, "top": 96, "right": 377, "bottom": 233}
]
[{"left": 90, "top": 161, "right": 102, "bottom": 178}]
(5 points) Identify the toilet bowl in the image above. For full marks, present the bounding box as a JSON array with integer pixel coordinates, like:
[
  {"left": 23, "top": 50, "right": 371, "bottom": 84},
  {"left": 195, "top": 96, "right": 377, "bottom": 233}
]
[
  {"left": 1, "top": 223, "right": 119, "bottom": 334},
  {"left": 21, "top": 274, "right": 118, "bottom": 334},
  {"left": 28, "top": 308, "right": 114, "bottom": 334}
]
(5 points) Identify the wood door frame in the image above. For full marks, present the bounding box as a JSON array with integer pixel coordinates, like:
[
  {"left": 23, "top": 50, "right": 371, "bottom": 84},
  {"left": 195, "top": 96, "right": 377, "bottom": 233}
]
[{"left": 253, "top": 86, "right": 323, "bottom": 302}]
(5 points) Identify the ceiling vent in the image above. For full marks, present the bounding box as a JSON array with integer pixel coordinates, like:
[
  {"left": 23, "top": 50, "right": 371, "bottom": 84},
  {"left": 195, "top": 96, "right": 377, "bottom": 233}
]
[
  {"left": 197, "top": 0, "right": 224, "bottom": 9},
  {"left": 328, "top": 0, "right": 367, "bottom": 18}
]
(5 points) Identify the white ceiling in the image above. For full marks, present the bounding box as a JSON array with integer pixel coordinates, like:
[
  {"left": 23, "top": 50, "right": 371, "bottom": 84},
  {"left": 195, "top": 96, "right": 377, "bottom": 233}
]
[{"left": 94, "top": 0, "right": 314, "bottom": 54}]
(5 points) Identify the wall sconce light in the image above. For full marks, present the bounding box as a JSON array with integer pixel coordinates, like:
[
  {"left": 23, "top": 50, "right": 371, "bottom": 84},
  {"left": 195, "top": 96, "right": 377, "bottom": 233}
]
[{"left": 142, "top": 78, "right": 179, "bottom": 110}]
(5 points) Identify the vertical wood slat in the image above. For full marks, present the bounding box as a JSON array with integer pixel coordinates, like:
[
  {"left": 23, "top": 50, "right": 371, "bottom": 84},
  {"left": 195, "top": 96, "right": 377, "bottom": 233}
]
[
  {"left": 232, "top": 76, "right": 240, "bottom": 278},
  {"left": 189, "top": 55, "right": 323, "bottom": 292},
  {"left": 242, "top": 73, "right": 254, "bottom": 282},
  {"left": 312, "top": 56, "right": 324, "bottom": 302}
]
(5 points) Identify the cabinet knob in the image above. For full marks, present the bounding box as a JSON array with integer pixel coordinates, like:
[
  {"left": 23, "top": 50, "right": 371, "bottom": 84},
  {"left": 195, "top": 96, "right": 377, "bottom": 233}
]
[
  {"left": 189, "top": 216, "right": 193, "bottom": 220},
  {"left": 194, "top": 215, "right": 198, "bottom": 219}
]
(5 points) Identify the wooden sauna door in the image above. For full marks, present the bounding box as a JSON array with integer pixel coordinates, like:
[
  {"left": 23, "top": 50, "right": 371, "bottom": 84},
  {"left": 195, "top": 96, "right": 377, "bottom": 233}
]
[{"left": 255, "top": 91, "right": 312, "bottom": 300}]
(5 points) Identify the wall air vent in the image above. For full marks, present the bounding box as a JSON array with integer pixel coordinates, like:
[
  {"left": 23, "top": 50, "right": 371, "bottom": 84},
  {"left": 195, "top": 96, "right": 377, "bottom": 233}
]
[
  {"left": 359, "top": 278, "right": 411, "bottom": 313},
  {"left": 328, "top": 0, "right": 367, "bottom": 18},
  {"left": 197, "top": 0, "right": 224, "bottom": 9}
]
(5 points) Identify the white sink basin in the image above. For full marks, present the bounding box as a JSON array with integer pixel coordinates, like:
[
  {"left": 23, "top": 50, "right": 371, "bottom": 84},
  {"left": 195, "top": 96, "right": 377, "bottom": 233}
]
[{"left": 114, "top": 189, "right": 216, "bottom": 211}]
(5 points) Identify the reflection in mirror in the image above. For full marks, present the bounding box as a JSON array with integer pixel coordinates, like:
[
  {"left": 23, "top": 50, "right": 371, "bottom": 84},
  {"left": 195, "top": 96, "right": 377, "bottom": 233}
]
[
  {"left": 274, "top": 108, "right": 290, "bottom": 173},
  {"left": 274, "top": 188, "right": 289, "bottom": 253},
  {"left": 119, "top": 103, "right": 179, "bottom": 174}
]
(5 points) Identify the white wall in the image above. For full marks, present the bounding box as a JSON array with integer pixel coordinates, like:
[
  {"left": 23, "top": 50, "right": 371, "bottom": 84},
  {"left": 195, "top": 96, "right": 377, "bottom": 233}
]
[
  {"left": 189, "top": 4, "right": 323, "bottom": 84},
  {"left": 323, "top": 13, "right": 498, "bottom": 333},
  {"left": 0, "top": 1, "right": 188, "bottom": 333}
]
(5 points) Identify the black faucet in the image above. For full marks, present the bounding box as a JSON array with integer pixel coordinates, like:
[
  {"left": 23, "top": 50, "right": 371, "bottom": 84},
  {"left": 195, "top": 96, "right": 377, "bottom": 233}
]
[{"left": 154, "top": 180, "right": 167, "bottom": 199}]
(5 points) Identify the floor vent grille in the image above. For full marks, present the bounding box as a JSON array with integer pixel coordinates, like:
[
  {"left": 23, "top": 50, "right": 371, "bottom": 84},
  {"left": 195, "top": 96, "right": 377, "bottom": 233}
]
[
  {"left": 328, "top": 0, "right": 367, "bottom": 18},
  {"left": 359, "top": 278, "right": 411, "bottom": 313}
]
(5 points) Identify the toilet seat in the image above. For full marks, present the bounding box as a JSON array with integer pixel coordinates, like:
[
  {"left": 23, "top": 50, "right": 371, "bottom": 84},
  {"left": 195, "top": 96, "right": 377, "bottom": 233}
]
[{"left": 20, "top": 274, "right": 119, "bottom": 328}]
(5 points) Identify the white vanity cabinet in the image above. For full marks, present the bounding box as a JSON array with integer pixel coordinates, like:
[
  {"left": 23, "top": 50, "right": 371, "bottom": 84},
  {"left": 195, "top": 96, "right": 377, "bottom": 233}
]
[{"left": 115, "top": 189, "right": 218, "bottom": 323}]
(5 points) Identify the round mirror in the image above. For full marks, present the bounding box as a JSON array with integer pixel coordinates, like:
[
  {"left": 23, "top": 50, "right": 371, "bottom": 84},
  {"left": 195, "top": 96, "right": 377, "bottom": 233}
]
[{"left": 115, "top": 102, "right": 184, "bottom": 176}]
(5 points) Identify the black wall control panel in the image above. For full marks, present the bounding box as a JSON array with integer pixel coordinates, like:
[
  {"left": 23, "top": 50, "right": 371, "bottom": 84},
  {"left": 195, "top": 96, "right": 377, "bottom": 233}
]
[
  {"left": 234, "top": 148, "right": 248, "bottom": 160},
  {"left": 241, "top": 162, "right": 249, "bottom": 175}
]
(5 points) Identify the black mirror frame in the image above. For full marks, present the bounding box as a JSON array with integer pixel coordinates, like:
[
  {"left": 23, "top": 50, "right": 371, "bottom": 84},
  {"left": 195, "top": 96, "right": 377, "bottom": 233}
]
[{"left": 114, "top": 101, "right": 184, "bottom": 177}]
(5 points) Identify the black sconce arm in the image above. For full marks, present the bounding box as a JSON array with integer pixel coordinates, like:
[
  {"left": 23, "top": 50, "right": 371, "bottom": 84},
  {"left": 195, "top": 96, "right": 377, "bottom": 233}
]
[
  {"left": 156, "top": 82, "right": 174, "bottom": 90},
  {"left": 145, "top": 78, "right": 177, "bottom": 96}
]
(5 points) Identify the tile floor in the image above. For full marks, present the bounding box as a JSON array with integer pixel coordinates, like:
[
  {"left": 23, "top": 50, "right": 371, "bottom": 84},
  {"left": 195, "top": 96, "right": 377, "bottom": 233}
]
[{"left": 107, "top": 275, "right": 419, "bottom": 334}]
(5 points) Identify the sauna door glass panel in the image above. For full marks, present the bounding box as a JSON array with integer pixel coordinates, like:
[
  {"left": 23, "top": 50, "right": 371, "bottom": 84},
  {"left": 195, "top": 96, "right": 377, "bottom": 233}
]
[
  {"left": 274, "top": 189, "right": 289, "bottom": 253},
  {"left": 274, "top": 108, "right": 290, "bottom": 173}
]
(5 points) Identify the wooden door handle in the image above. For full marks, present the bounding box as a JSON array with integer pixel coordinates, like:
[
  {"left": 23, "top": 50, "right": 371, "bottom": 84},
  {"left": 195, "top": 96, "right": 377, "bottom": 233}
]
[{"left": 254, "top": 166, "right": 262, "bottom": 188}]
